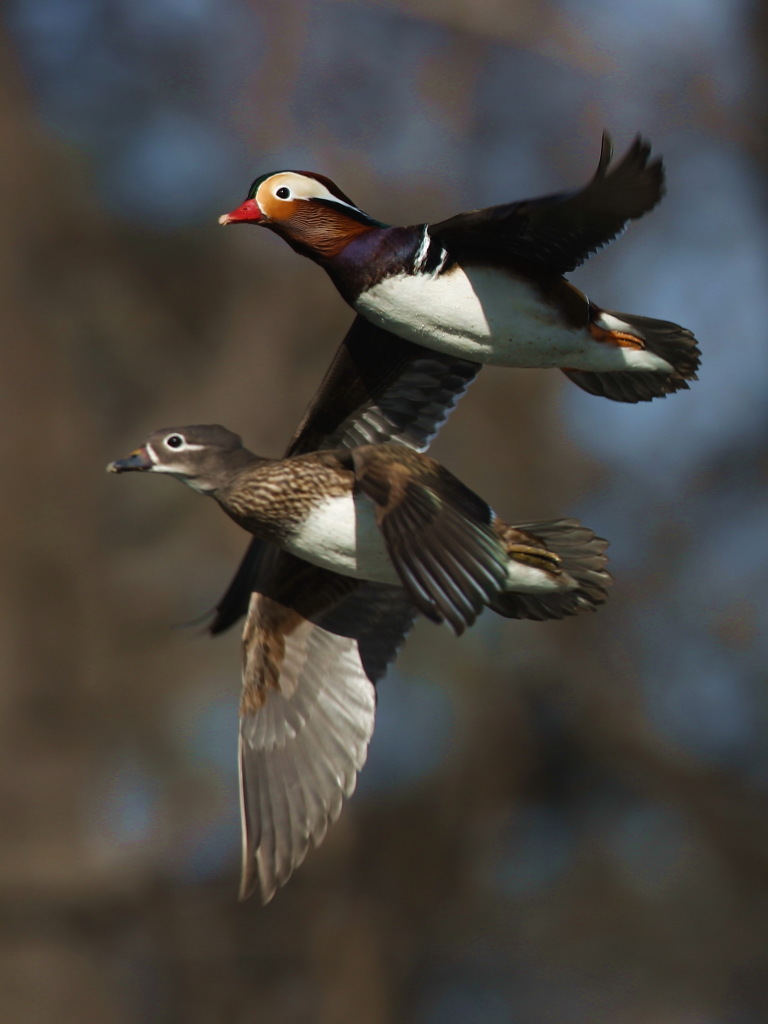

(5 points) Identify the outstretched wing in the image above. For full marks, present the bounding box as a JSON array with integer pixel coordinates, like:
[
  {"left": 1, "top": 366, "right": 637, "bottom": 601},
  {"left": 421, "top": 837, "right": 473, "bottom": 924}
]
[
  {"left": 210, "top": 316, "right": 479, "bottom": 636},
  {"left": 289, "top": 315, "right": 480, "bottom": 455},
  {"left": 431, "top": 134, "right": 664, "bottom": 276},
  {"left": 237, "top": 550, "right": 415, "bottom": 902},
  {"left": 351, "top": 445, "right": 509, "bottom": 636}
]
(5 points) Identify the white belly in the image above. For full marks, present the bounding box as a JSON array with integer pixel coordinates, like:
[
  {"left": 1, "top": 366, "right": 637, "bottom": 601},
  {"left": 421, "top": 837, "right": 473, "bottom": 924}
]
[
  {"left": 354, "top": 265, "right": 669, "bottom": 372},
  {"left": 281, "top": 492, "right": 400, "bottom": 585}
]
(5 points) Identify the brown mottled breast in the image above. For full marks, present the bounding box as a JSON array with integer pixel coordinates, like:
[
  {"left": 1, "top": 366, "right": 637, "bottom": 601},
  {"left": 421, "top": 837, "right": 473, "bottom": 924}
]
[{"left": 216, "top": 451, "right": 355, "bottom": 543}]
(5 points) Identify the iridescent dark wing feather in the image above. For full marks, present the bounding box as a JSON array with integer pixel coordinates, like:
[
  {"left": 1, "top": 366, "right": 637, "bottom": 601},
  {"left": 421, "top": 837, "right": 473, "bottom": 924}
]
[{"left": 431, "top": 134, "right": 664, "bottom": 277}]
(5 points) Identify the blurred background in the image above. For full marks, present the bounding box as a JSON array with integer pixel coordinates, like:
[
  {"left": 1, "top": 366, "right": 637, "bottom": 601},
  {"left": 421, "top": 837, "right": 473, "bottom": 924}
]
[{"left": 3, "top": 0, "right": 768, "bottom": 1020}]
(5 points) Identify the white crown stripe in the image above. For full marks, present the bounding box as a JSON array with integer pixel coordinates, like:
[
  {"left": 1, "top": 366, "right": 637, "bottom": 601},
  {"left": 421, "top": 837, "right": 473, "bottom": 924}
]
[{"left": 268, "top": 173, "right": 364, "bottom": 215}]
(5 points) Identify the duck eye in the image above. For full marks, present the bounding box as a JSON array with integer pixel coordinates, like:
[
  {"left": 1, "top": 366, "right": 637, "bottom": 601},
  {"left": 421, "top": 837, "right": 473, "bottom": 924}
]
[
  {"left": 166, "top": 434, "right": 184, "bottom": 449},
  {"left": 275, "top": 186, "right": 291, "bottom": 199}
]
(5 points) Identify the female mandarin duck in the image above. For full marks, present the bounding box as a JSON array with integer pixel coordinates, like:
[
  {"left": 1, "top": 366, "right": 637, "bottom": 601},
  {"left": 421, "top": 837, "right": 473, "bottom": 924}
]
[
  {"left": 220, "top": 134, "right": 699, "bottom": 403},
  {"left": 210, "top": 316, "right": 482, "bottom": 636},
  {"left": 112, "top": 335, "right": 483, "bottom": 902},
  {"left": 110, "top": 426, "right": 610, "bottom": 902}
]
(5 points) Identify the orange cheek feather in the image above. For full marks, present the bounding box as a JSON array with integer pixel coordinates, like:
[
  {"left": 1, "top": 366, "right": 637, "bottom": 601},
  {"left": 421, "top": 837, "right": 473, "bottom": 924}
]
[{"left": 256, "top": 193, "right": 304, "bottom": 222}]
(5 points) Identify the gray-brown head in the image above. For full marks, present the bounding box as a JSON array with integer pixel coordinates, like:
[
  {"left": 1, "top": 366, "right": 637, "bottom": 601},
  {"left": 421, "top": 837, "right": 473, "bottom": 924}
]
[{"left": 107, "top": 424, "right": 258, "bottom": 494}]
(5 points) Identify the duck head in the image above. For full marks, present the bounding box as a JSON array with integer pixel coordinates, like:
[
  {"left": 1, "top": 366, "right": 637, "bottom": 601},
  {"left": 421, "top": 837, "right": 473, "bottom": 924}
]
[
  {"left": 219, "top": 171, "right": 386, "bottom": 259},
  {"left": 108, "top": 424, "right": 257, "bottom": 495}
]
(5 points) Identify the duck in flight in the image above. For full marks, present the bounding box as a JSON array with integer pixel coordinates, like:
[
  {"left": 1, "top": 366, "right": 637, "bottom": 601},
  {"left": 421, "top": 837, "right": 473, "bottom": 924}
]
[
  {"left": 109, "top": 425, "right": 610, "bottom": 902},
  {"left": 220, "top": 133, "right": 699, "bottom": 404}
]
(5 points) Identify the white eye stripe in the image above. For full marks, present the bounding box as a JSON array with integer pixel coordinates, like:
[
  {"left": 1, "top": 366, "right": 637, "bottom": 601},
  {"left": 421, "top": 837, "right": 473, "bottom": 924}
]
[
  {"left": 266, "top": 173, "right": 362, "bottom": 213},
  {"left": 151, "top": 438, "right": 208, "bottom": 457}
]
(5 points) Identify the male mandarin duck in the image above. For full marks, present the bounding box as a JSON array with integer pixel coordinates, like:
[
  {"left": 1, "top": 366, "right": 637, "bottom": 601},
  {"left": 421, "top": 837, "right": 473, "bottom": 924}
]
[
  {"left": 220, "top": 134, "right": 699, "bottom": 403},
  {"left": 109, "top": 425, "right": 610, "bottom": 902}
]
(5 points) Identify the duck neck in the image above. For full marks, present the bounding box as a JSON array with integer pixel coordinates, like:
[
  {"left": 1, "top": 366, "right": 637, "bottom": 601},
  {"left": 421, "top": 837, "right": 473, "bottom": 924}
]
[
  {"left": 202, "top": 451, "right": 272, "bottom": 499},
  {"left": 270, "top": 204, "right": 385, "bottom": 263},
  {"left": 324, "top": 224, "right": 425, "bottom": 302}
]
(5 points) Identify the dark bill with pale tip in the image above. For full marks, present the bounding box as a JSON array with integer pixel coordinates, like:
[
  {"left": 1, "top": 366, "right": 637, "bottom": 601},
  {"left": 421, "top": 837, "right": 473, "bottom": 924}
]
[{"left": 107, "top": 447, "right": 154, "bottom": 473}]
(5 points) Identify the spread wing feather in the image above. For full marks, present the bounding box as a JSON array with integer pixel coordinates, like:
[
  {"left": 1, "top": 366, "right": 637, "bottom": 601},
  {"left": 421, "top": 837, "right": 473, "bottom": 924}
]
[
  {"left": 290, "top": 316, "right": 480, "bottom": 455},
  {"left": 431, "top": 134, "right": 664, "bottom": 277},
  {"left": 238, "top": 579, "right": 415, "bottom": 902},
  {"left": 351, "top": 445, "right": 509, "bottom": 635}
]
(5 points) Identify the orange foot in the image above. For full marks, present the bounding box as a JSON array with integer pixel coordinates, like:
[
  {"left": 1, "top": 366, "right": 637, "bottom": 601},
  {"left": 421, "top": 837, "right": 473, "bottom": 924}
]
[{"left": 589, "top": 322, "right": 644, "bottom": 349}]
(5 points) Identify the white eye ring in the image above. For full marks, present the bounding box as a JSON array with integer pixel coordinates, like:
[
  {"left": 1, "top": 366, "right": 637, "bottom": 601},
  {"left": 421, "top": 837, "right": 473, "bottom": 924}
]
[
  {"left": 166, "top": 434, "right": 185, "bottom": 449},
  {"left": 275, "top": 186, "right": 291, "bottom": 200}
]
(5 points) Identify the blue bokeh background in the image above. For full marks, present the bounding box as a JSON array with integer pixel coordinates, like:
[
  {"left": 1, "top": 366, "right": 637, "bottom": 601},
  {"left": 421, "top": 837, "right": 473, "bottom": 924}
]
[{"left": 3, "top": 1, "right": 768, "bottom": 1021}]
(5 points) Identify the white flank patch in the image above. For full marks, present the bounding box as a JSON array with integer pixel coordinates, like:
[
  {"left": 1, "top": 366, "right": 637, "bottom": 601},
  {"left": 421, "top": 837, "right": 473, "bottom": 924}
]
[
  {"left": 595, "top": 310, "right": 636, "bottom": 333},
  {"left": 282, "top": 492, "right": 400, "bottom": 585},
  {"left": 355, "top": 265, "right": 673, "bottom": 372},
  {"left": 503, "top": 559, "right": 568, "bottom": 594}
]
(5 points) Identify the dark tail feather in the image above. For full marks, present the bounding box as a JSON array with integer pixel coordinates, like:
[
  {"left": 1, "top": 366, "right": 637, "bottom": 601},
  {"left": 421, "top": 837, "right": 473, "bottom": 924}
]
[
  {"left": 563, "top": 309, "right": 700, "bottom": 403},
  {"left": 489, "top": 518, "right": 611, "bottom": 621}
]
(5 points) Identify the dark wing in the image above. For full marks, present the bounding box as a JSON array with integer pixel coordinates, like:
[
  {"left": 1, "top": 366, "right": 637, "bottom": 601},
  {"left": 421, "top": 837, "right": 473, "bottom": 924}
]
[
  {"left": 431, "top": 133, "right": 664, "bottom": 277},
  {"left": 351, "top": 445, "right": 509, "bottom": 636},
  {"left": 209, "top": 316, "right": 479, "bottom": 636},
  {"left": 288, "top": 315, "right": 480, "bottom": 455},
  {"left": 209, "top": 536, "right": 273, "bottom": 637},
  {"left": 238, "top": 548, "right": 415, "bottom": 903}
]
